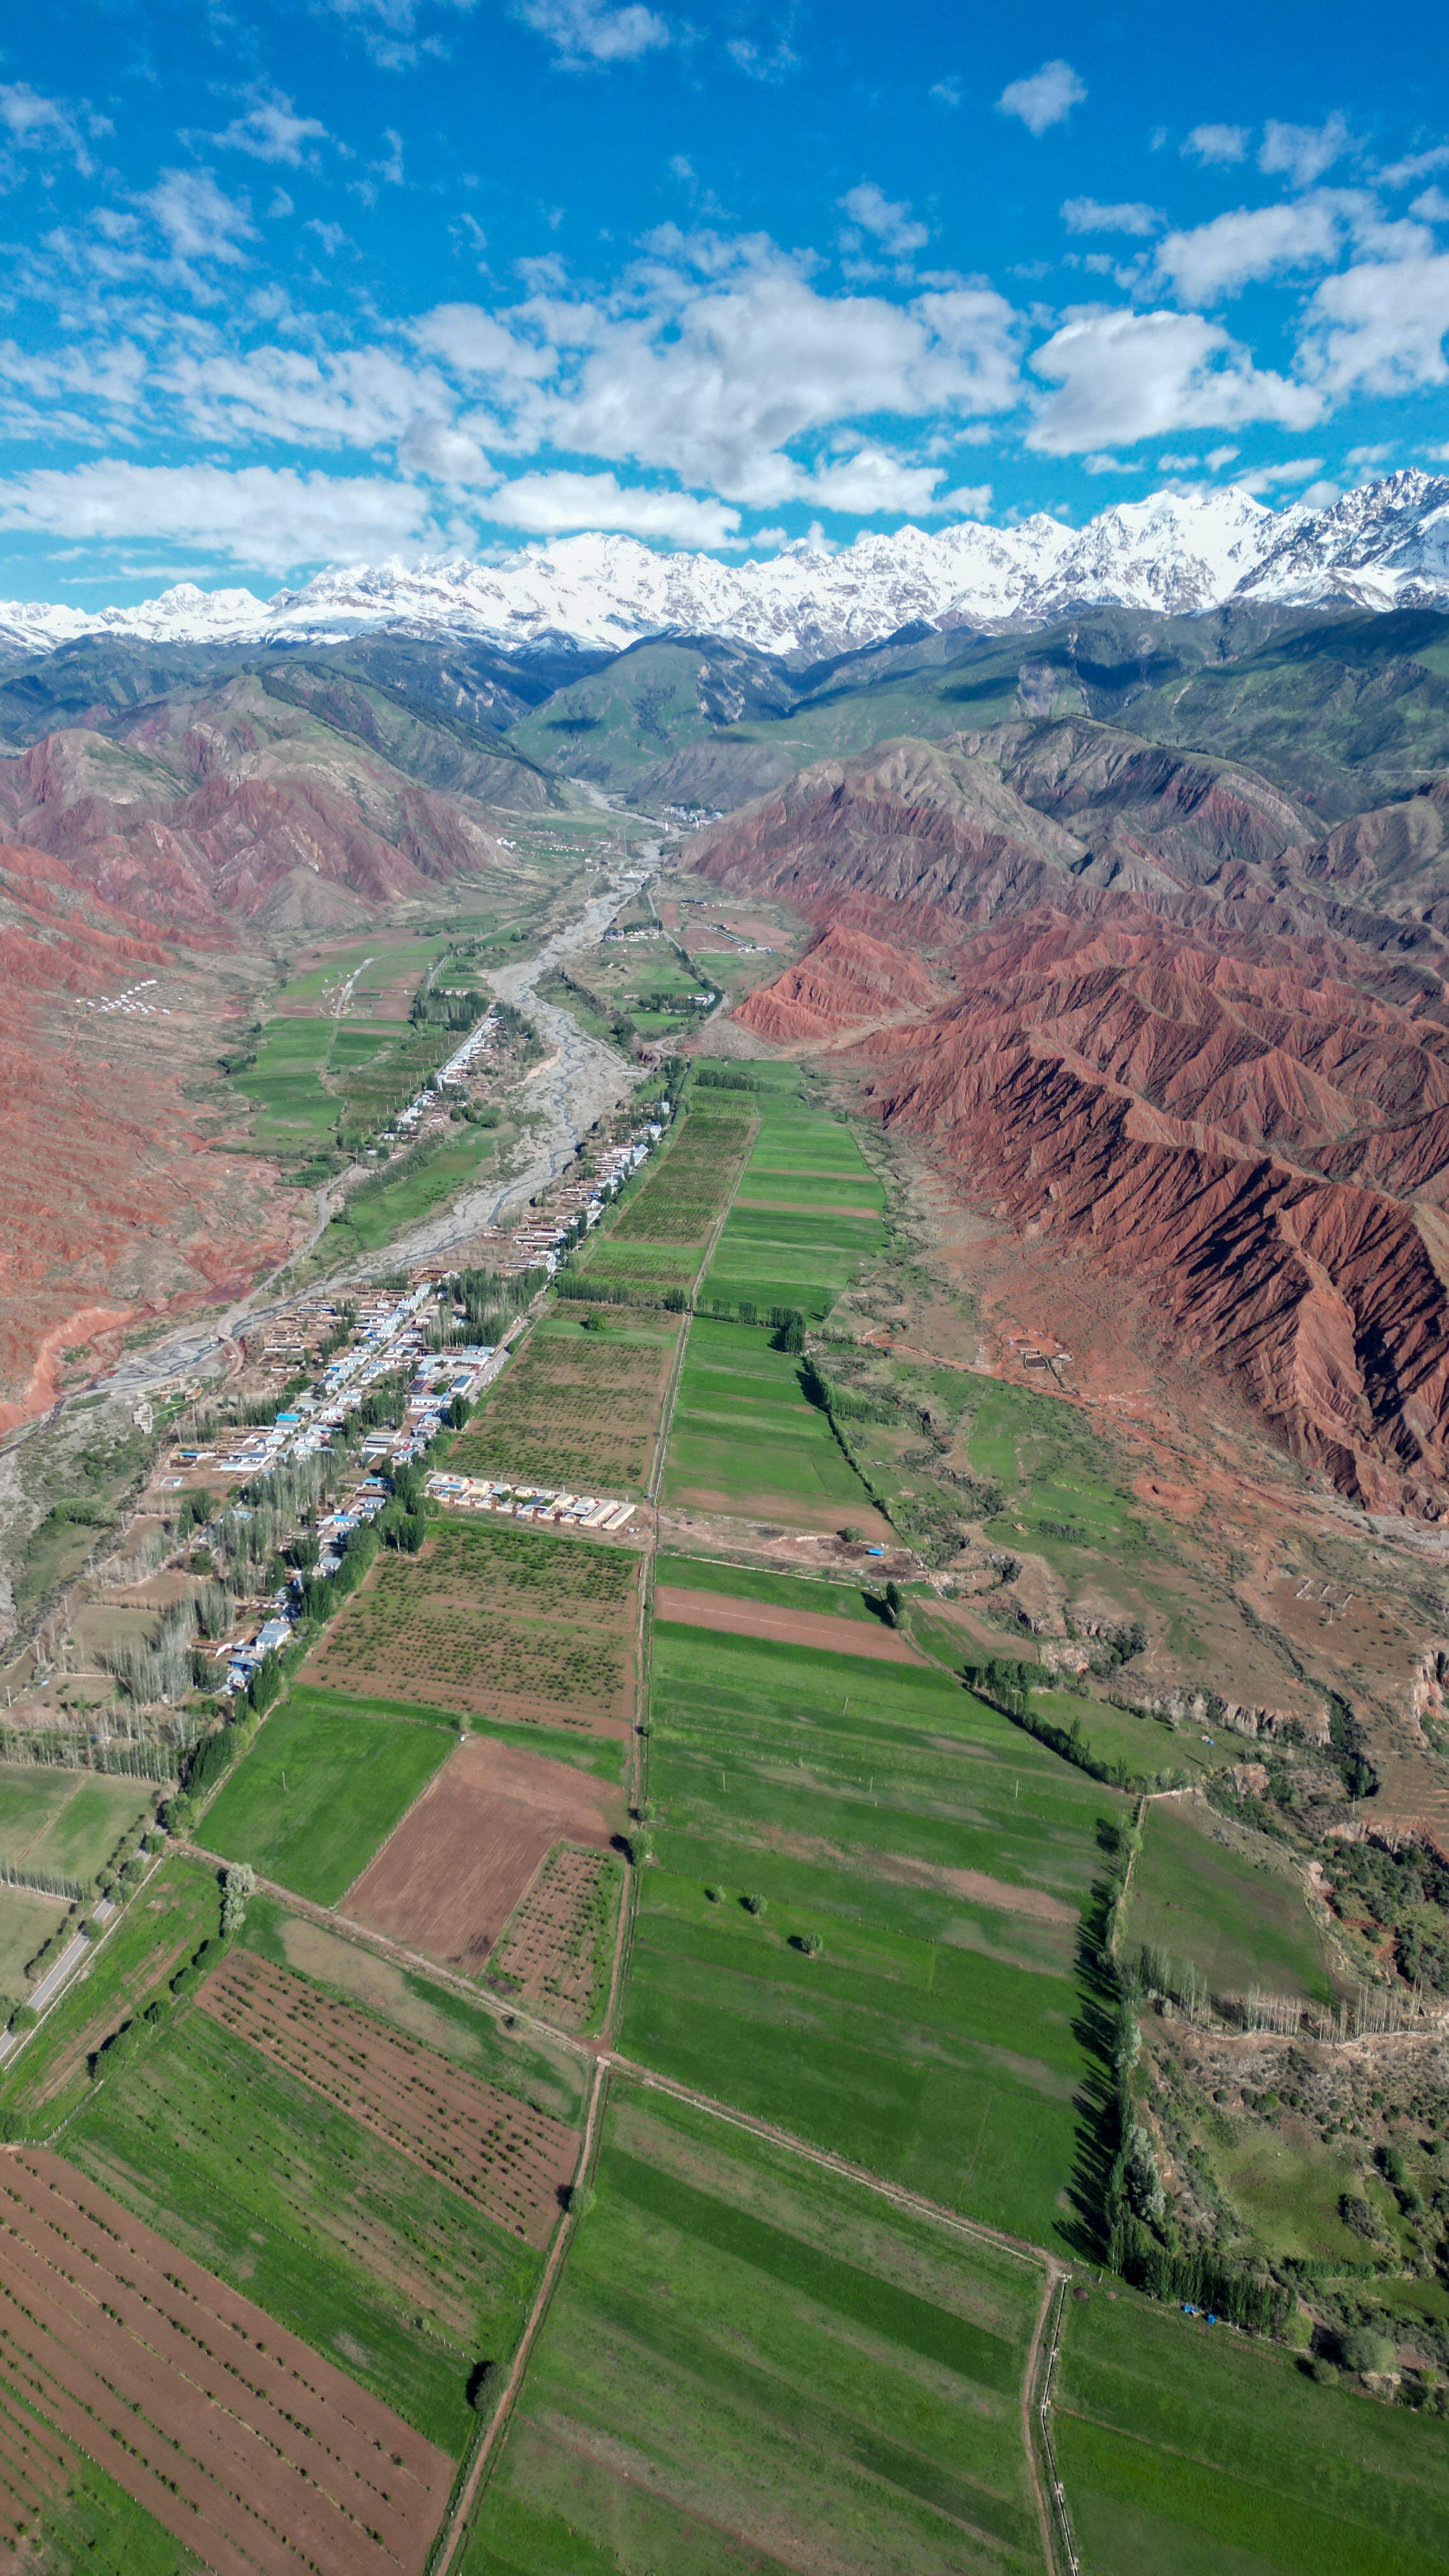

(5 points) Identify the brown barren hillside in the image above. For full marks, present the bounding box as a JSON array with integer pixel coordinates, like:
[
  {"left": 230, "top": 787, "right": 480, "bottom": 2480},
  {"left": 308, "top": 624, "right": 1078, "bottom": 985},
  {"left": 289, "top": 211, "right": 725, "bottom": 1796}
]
[
  {"left": 696, "top": 730, "right": 1449, "bottom": 1517},
  {"left": 0, "top": 839, "right": 296, "bottom": 1425}
]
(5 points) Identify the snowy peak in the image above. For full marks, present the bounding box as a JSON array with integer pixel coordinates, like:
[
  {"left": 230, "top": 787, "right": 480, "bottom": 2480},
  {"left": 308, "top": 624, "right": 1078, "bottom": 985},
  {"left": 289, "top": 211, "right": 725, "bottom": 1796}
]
[{"left": 3, "top": 474, "right": 1448, "bottom": 666}]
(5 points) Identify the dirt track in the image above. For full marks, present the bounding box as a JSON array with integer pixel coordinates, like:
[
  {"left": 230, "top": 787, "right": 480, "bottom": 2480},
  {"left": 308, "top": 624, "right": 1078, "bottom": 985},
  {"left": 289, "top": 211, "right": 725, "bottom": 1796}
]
[{"left": 654, "top": 1583, "right": 925, "bottom": 1663}]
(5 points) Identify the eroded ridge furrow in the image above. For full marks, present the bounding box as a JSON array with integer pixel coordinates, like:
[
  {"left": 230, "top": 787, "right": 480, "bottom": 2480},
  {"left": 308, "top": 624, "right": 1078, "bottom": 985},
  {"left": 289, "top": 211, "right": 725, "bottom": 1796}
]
[
  {"left": 0, "top": 2153, "right": 452, "bottom": 2576},
  {"left": 197, "top": 1949, "right": 576, "bottom": 2246}
]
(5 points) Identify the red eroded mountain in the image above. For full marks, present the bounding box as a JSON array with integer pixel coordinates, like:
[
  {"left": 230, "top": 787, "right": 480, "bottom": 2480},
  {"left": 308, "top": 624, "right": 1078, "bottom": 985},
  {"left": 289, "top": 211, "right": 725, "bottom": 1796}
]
[
  {"left": 740, "top": 921, "right": 946, "bottom": 1044},
  {"left": 0, "top": 839, "right": 299, "bottom": 1424},
  {"left": 699, "top": 733, "right": 1449, "bottom": 1515}
]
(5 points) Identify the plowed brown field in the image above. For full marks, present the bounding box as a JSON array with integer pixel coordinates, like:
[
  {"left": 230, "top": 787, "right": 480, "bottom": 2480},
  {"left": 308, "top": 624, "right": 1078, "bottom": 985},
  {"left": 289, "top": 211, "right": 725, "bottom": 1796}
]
[
  {"left": 0, "top": 2149, "right": 450, "bottom": 2576},
  {"left": 346, "top": 1735, "right": 622, "bottom": 1974},
  {"left": 197, "top": 1951, "right": 577, "bottom": 2244},
  {"left": 654, "top": 1584, "right": 925, "bottom": 1662}
]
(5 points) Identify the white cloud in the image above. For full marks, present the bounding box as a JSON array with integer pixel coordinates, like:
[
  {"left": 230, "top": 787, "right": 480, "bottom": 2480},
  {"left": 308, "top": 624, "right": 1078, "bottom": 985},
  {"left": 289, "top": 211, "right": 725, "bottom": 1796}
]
[
  {"left": 1259, "top": 113, "right": 1349, "bottom": 190},
  {"left": 157, "top": 341, "right": 456, "bottom": 452},
  {"left": 484, "top": 471, "right": 735, "bottom": 541},
  {"left": 1230, "top": 456, "right": 1324, "bottom": 491},
  {"left": 1411, "top": 187, "right": 1449, "bottom": 223},
  {"left": 410, "top": 301, "right": 556, "bottom": 381},
  {"left": 1027, "top": 307, "right": 1321, "bottom": 453},
  {"left": 1346, "top": 442, "right": 1392, "bottom": 464},
  {"left": 1182, "top": 123, "right": 1247, "bottom": 167},
  {"left": 930, "top": 78, "right": 961, "bottom": 109},
  {"left": 313, "top": 0, "right": 479, "bottom": 71},
  {"left": 726, "top": 29, "right": 799, "bottom": 81},
  {"left": 0, "top": 461, "right": 432, "bottom": 572},
  {"left": 516, "top": 0, "right": 670, "bottom": 66},
  {"left": 996, "top": 61, "right": 1085, "bottom": 139},
  {"left": 1301, "top": 479, "right": 1340, "bottom": 506},
  {"left": 838, "top": 184, "right": 928, "bottom": 257},
  {"left": 143, "top": 170, "right": 255, "bottom": 267},
  {"left": 0, "top": 82, "right": 95, "bottom": 176},
  {"left": 1301, "top": 252, "right": 1449, "bottom": 393},
  {"left": 211, "top": 91, "right": 328, "bottom": 166},
  {"left": 1155, "top": 194, "right": 1346, "bottom": 303},
  {"left": 1378, "top": 144, "right": 1449, "bottom": 189},
  {"left": 1062, "top": 198, "right": 1161, "bottom": 237}
]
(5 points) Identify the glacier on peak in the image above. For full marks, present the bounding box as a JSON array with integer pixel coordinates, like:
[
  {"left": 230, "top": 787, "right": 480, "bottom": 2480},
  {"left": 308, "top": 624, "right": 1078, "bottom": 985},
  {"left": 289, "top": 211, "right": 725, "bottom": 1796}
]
[{"left": 1, "top": 475, "right": 1445, "bottom": 667}]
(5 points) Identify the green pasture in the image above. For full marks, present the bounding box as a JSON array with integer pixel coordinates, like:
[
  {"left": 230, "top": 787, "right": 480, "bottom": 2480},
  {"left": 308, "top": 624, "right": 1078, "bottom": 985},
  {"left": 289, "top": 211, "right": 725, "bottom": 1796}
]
[
  {"left": 960, "top": 1377, "right": 1142, "bottom": 1560},
  {"left": 201, "top": 1692, "right": 452, "bottom": 1904},
  {"left": 328, "top": 1119, "right": 505, "bottom": 1255},
  {"left": 0, "top": 1859, "right": 219, "bottom": 2133},
  {"left": 624, "top": 1617, "right": 1121, "bottom": 2248},
  {"left": 288, "top": 1684, "right": 625, "bottom": 1784},
  {"left": 1055, "top": 2282, "right": 1449, "bottom": 2576},
  {"left": 232, "top": 1016, "right": 338, "bottom": 1143},
  {"left": 0, "top": 1765, "right": 156, "bottom": 1884},
  {"left": 610, "top": 1103, "right": 755, "bottom": 1246},
  {"left": 65, "top": 1999, "right": 539, "bottom": 2455},
  {"left": 1014, "top": 1688, "right": 1216, "bottom": 1791},
  {"left": 578, "top": 1238, "right": 702, "bottom": 1287},
  {"left": 1127, "top": 1801, "right": 1334, "bottom": 2003},
  {"left": 654, "top": 1548, "right": 880, "bottom": 1623},
  {"left": 704, "top": 1200, "right": 885, "bottom": 1322},
  {"left": 464, "top": 2083, "right": 1047, "bottom": 2576},
  {"left": 1209, "top": 2120, "right": 1406, "bottom": 2265},
  {"left": 0, "top": 1882, "right": 67, "bottom": 1998},
  {"left": 33, "top": 2442, "right": 204, "bottom": 2576},
  {"left": 662, "top": 1317, "right": 875, "bottom": 1516}
]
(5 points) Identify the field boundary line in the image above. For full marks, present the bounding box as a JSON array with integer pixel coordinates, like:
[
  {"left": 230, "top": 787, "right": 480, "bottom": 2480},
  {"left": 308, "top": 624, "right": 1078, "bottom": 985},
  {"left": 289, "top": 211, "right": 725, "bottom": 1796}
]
[
  {"left": 431, "top": 2057, "right": 610, "bottom": 2576},
  {"left": 1032, "top": 2270, "right": 1080, "bottom": 2576}
]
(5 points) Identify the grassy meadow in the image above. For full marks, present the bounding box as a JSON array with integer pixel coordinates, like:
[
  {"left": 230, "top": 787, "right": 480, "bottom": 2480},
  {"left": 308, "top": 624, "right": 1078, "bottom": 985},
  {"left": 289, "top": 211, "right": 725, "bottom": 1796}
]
[
  {"left": 0, "top": 1859, "right": 218, "bottom": 2134},
  {"left": 702, "top": 1098, "right": 887, "bottom": 1321},
  {"left": 463, "top": 2083, "right": 1048, "bottom": 2576},
  {"left": 662, "top": 1317, "right": 878, "bottom": 1522},
  {"left": 0, "top": 1766, "right": 156, "bottom": 1884},
  {"left": 1127, "top": 1801, "right": 1335, "bottom": 2003},
  {"left": 625, "top": 1610, "right": 1119, "bottom": 2248},
  {"left": 1055, "top": 2283, "right": 1449, "bottom": 2576},
  {"left": 201, "top": 1691, "right": 453, "bottom": 1903}
]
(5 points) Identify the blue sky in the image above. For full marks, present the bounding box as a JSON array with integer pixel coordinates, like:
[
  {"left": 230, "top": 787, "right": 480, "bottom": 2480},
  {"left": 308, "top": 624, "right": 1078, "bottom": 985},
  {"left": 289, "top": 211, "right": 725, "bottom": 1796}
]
[{"left": 1, "top": 0, "right": 1447, "bottom": 600}]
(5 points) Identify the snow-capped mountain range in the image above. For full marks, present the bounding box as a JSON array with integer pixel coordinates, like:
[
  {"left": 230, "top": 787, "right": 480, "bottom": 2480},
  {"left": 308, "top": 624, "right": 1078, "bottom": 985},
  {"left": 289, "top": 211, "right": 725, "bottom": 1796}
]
[{"left": 4, "top": 471, "right": 1448, "bottom": 666}]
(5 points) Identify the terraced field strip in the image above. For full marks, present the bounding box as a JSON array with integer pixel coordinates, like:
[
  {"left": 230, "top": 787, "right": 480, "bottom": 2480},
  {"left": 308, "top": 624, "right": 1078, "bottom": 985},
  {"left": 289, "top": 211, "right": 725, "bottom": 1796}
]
[
  {"left": 0, "top": 2150, "right": 452, "bottom": 2576},
  {"left": 608, "top": 1098, "right": 756, "bottom": 1246},
  {"left": 198, "top": 1949, "right": 577, "bottom": 2244},
  {"left": 0, "top": 2376, "right": 65, "bottom": 2556}
]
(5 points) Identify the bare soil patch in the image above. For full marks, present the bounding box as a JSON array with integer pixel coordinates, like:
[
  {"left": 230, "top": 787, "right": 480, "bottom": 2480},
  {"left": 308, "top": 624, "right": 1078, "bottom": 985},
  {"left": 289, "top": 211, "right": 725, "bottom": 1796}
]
[
  {"left": 870, "top": 1850, "right": 1079, "bottom": 1923},
  {"left": 346, "top": 1735, "right": 622, "bottom": 1974},
  {"left": 666, "top": 1485, "right": 896, "bottom": 1542},
  {"left": 197, "top": 1950, "right": 577, "bottom": 2244},
  {"left": 655, "top": 1584, "right": 924, "bottom": 1664},
  {"left": 0, "top": 2149, "right": 450, "bottom": 2576}
]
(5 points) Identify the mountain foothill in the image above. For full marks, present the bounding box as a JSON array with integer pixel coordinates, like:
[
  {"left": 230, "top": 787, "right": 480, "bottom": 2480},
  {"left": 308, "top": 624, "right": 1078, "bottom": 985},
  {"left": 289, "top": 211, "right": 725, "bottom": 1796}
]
[{"left": 4, "top": 479, "right": 1449, "bottom": 1535}]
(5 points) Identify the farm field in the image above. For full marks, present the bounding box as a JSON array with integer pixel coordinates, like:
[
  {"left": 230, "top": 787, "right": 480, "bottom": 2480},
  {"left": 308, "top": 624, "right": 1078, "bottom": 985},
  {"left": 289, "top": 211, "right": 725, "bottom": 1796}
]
[
  {"left": 330, "top": 1117, "right": 509, "bottom": 1257},
  {"left": 0, "top": 2150, "right": 453, "bottom": 2576},
  {"left": 608, "top": 1100, "right": 755, "bottom": 1245},
  {"left": 346, "top": 1731, "right": 624, "bottom": 1977},
  {"left": 0, "top": 1883, "right": 66, "bottom": 1998},
  {"left": 307, "top": 1520, "right": 640, "bottom": 1735},
  {"left": 656, "top": 1579, "right": 924, "bottom": 1660},
  {"left": 197, "top": 1948, "right": 579, "bottom": 2242},
  {"left": 0, "top": 1858, "right": 218, "bottom": 2134},
  {"left": 64, "top": 1983, "right": 544, "bottom": 2455},
  {"left": 654, "top": 1548, "right": 886, "bottom": 1623},
  {"left": 16, "top": 2433, "right": 202, "bottom": 2576},
  {"left": 448, "top": 1308, "right": 680, "bottom": 1492},
  {"left": 1126, "top": 1798, "right": 1335, "bottom": 2003},
  {"left": 0, "top": 1764, "right": 155, "bottom": 1884},
  {"left": 701, "top": 1096, "right": 887, "bottom": 1321},
  {"left": 662, "top": 1316, "right": 886, "bottom": 1529},
  {"left": 201, "top": 1692, "right": 453, "bottom": 1904},
  {"left": 463, "top": 2084, "right": 1048, "bottom": 2576},
  {"left": 624, "top": 1613, "right": 1117, "bottom": 2248},
  {"left": 488, "top": 1842, "right": 621, "bottom": 2027},
  {"left": 576, "top": 1238, "right": 701, "bottom": 1291},
  {"left": 1054, "top": 2281, "right": 1449, "bottom": 2576}
]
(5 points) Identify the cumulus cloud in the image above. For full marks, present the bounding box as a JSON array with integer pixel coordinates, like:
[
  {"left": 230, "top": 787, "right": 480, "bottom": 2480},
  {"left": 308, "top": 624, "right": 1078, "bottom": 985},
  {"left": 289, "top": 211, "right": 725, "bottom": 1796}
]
[
  {"left": 996, "top": 61, "right": 1085, "bottom": 138},
  {"left": 1182, "top": 123, "right": 1249, "bottom": 167},
  {"left": 0, "top": 82, "right": 97, "bottom": 176},
  {"left": 1062, "top": 198, "right": 1162, "bottom": 236},
  {"left": 0, "top": 460, "right": 432, "bottom": 571},
  {"left": 838, "top": 183, "right": 928, "bottom": 257},
  {"left": 1027, "top": 307, "right": 1321, "bottom": 453},
  {"left": 1230, "top": 456, "right": 1324, "bottom": 491},
  {"left": 1155, "top": 194, "right": 1347, "bottom": 303},
  {"left": 211, "top": 90, "right": 328, "bottom": 165},
  {"left": 1301, "top": 252, "right": 1449, "bottom": 393},
  {"left": 1378, "top": 144, "right": 1449, "bottom": 189},
  {"left": 1259, "top": 113, "right": 1349, "bottom": 189},
  {"left": 484, "top": 470, "right": 735, "bottom": 540},
  {"left": 516, "top": 0, "right": 670, "bottom": 66},
  {"left": 143, "top": 170, "right": 256, "bottom": 266}
]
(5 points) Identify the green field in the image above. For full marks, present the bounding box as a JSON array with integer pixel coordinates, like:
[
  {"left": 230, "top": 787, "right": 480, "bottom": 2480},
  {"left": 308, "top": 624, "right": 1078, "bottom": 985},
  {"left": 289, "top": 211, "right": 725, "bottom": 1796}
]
[
  {"left": 201, "top": 1692, "right": 453, "bottom": 1903},
  {"left": 656, "top": 1547, "right": 882, "bottom": 1623},
  {"left": 328, "top": 1118, "right": 507, "bottom": 1254},
  {"left": 463, "top": 2084, "right": 1048, "bottom": 2576},
  {"left": 1127, "top": 1800, "right": 1334, "bottom": 2003},
  {"left": 64, "top": 1993, "right": 540, "bottom": 2455},
  {"left": 702, "top": 1101, "right": 887, "bottom": 1320},
  {"left": 0, "top": 1859, "right": 219, "bottom": 2133},
  {"left": 448, "top": 1308, "right": 678, "bottom": 1492},
  {"left": 32, "top": 2441, "right": 204, "bottom": 2576},
  {"left": 1055, "top": 2283, "right": 1449, "bottom": 2576},
  {"left": 0, "top": 1883, "right": 68, "bottom": 1998},
  {"left": 0, "top": 1765, "right": 156, "bottom": 1884},
  {"left": 610, "top": 1101, "right": 755, "bottom": 1245},
  {"left": 662, "top": 1317, "right": 877, "bottom": 1519},
  {"left": 624, "top": 1614, "right": 1119, "bottom": 2248}
]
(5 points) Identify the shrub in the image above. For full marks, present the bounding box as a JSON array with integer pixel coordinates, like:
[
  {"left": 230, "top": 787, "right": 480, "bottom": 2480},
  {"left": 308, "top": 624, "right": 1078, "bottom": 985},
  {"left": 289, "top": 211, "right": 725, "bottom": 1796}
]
[
  {"left": 742, "top": 1892, "right": 766, "bottom": 1917},
  {"left": 793, "top": 1932, "right": 823, "bottom": 1957},
  {"left": 1340, "top": 2326, "right": 1397, "bottom": 2377},
  {"left": 9, "top": 2005, "right": 37, "bottom": 2034}
]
